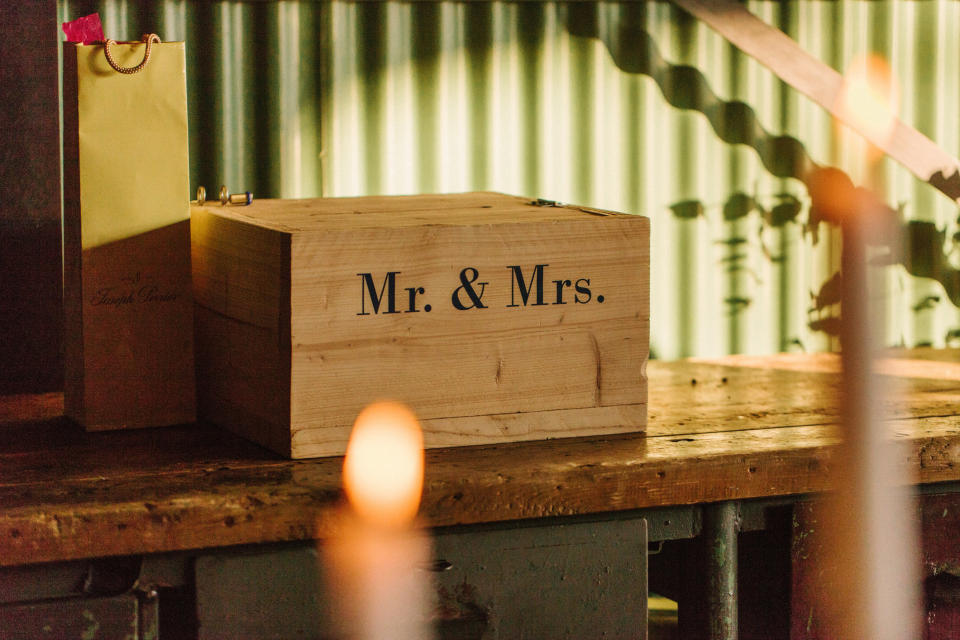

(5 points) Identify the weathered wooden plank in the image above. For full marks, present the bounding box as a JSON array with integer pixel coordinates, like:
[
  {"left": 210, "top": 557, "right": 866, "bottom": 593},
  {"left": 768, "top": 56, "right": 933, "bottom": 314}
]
[
  {"left": 1, "top": 354, "right": 959, "bottom": 566},
  {"left": 695, "top": 350, "right": 960, "bottom": 380},
  {"left": 3, "top": 355, "right": 957, "bottom": 482},
  {"left": 649, "top": 356, "right": 960, "bottom": 438},
  {"left": 0, "top": 413, "right": 958, "bottom": 567},
  {"left": 0, "top": 419, "right": 282, "bottom": 489}
]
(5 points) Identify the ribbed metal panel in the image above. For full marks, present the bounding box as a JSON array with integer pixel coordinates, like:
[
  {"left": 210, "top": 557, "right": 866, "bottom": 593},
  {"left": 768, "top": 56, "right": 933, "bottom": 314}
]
[{"left": 58, "top": 0, "right": 960, "bottom": 359}]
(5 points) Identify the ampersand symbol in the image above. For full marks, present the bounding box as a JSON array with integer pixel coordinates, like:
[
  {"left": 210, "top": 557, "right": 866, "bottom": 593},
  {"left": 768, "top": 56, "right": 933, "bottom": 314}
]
[{"left": 451, "top": 267, "right": 488, "bottom": 310}]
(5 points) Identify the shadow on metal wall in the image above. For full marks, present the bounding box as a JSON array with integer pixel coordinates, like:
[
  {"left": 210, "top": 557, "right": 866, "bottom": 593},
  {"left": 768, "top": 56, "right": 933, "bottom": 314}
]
[{"left": 563, "top": 1, "right": 960, "bottom": 346}]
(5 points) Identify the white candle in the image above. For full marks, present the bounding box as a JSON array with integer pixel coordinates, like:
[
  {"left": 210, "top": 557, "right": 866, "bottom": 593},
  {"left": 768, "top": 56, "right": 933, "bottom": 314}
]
[
  {"left": 819, "top": 55, "right": 920, "bottom": 640},
  {"left": 325, "top": 402, "right": 434, "bottom": 640}
]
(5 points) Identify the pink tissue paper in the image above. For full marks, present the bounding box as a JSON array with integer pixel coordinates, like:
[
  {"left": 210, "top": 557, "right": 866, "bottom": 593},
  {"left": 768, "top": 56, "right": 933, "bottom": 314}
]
[{"left": 62, "top": 13, "right": 104, "bottom": 45}]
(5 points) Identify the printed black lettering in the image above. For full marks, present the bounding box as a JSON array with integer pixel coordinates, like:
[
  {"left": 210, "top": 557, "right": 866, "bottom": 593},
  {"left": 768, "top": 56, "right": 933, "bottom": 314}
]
[
  {"left": 506, "top": 264, "right": 548, "bottom": 307},
  {"left": 553, "top": 279, "right": 572, "bottom": 305},
  {"left": 405, "top": 286, "right": 425, "bottom": 313},
  {"left": 357, "top": 272, "right": 401, "bottom": 315},
  {"left": 452, "top": 268, "right": 488, "bottom": 310},
  {"left": 574, "top": 278, "right": 592, "bottom": 304}
]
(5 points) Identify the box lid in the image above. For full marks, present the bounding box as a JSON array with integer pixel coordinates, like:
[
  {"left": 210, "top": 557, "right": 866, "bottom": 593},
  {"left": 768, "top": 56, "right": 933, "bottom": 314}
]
[{"left": 192, "top": 192, "right": 634, "bottom": 233}]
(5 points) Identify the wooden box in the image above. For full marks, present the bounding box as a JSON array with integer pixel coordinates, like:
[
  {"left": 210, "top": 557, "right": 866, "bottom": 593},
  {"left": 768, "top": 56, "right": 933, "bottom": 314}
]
[{"left": 191, "top": 192, "right": 649, "bottom": 458}]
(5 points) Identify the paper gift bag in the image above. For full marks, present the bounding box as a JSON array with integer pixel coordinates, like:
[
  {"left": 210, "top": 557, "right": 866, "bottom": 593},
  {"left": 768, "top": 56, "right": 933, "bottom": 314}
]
[{"left": 62, "top": 36, "right": 194, "bottom": 429}]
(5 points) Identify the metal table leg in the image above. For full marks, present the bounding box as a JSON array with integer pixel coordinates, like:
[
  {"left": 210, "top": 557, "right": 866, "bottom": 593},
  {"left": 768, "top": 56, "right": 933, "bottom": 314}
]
[{"left": 705, "top": 501, "right": 740, "bottom": 640}]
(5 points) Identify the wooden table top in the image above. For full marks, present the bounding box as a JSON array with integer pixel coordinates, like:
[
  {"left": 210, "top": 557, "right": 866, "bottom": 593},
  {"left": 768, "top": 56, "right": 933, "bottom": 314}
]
[{"left": 2, "top": 349, "right": 960, "bottom": 567}]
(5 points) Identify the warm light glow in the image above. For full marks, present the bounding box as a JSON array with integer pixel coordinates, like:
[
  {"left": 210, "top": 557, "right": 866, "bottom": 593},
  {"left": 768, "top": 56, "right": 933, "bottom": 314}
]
[
  {"left": 343, "top": 402, "right": 424, "bottom": 528},
  {"left": 837, "top": 55, "right": 899, "bottom": 150}
]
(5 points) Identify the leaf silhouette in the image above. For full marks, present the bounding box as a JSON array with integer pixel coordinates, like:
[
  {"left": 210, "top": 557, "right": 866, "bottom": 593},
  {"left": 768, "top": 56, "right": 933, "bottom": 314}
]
[
  {"left": 670, "top": 200, "right": 704, "bottom": 220},
  {"left": 723, "top": 193, "right": 756, "bottom": 221}
]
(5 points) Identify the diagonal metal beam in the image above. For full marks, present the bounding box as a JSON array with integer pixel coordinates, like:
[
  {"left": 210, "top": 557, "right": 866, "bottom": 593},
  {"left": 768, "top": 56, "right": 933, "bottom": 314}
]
[{"left": 672, "top": 0, "right": 960, "bottom": 203}]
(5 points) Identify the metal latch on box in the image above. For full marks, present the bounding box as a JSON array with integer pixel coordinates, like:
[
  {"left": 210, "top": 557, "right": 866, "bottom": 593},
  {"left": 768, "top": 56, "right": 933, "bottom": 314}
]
[
  {"left": 195, "top": 185, "right": 253, "bottom": 206},
  {"left": 530, "top": 198, "right": 563, "bottom": 207},
  {"left": 530, "top": 198, "right": 617, "bottom": 216}
]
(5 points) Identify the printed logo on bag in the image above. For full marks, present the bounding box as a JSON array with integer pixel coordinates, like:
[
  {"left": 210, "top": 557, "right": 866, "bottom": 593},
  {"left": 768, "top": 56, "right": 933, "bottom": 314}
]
[
  {"left": 89, "top": 272, "right": 180, "bottom": 307},
  {"left": 356, "top": 265, "right": 604, "bottom": 315}
]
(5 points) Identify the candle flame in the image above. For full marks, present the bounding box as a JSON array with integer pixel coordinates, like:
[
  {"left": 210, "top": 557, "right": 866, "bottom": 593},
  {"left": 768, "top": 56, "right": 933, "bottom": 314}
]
[
  {"left": 837, "top": 55, "right": 899, "bottom": 152},
  {"left": 343, "top": 402, "right": 424, "bottom": 528}
]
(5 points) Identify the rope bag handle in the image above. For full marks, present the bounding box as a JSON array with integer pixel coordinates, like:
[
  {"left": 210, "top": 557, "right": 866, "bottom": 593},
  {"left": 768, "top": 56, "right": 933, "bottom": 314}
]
[{"left": 103, "top": 34, "right": 161, "bottom": 74}]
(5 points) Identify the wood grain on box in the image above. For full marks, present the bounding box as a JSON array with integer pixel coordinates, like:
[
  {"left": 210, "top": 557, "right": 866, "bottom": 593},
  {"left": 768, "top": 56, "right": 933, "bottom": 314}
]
[{"left": 192, "top": 192, "right": 650, "bottom": 458}]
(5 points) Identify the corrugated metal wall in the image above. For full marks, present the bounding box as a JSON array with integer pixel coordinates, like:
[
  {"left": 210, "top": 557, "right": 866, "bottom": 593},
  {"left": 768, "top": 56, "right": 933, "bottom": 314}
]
[{"left": 58, "top": 0, "right": 960, "bottom": 360}]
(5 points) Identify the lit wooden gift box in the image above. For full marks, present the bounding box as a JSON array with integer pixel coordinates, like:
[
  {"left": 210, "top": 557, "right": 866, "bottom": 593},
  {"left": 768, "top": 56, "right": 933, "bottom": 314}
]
[{"left": 191, "top": 192, "right": 649, "bottom": 458}]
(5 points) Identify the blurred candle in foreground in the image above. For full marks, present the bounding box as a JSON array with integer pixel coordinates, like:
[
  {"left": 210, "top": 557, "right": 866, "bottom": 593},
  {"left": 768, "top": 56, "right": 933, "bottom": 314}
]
[
  {"left": 325, "top": 402, "right": 433, "bottom": 640},
  {"left": 836, "top": 55, "right": 899, "bottom": 157},
  {"left": 819, "top": 54, "right": 919, "bottom": 640}
]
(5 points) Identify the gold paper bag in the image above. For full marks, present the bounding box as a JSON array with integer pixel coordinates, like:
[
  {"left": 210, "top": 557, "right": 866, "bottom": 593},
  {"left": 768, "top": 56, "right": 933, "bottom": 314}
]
[{"left": 62, "top": 37, "right": 194, "bottom": 430}]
